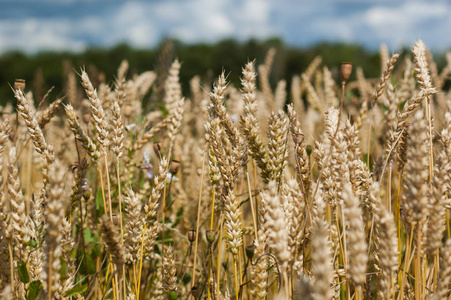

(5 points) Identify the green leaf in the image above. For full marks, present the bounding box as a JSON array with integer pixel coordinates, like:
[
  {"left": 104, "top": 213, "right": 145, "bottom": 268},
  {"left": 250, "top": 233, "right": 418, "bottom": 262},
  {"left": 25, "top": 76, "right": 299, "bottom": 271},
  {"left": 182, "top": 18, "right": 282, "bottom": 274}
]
[
  {"left": 172, "top": 207, "right": 183, "bottom": 227},
  {"left": 65, "top": 284, "right": 87, "bottom": 297},
  {"left": 363, "top": 153, "right": 373, "bottom": 171},
  {"left": 26, "top": 239, "right": 37, "bottom": 248},
  {"left": 86, "top": 253, "right": 96, "bottom": 274},
  {"left": 176, "top": 207, "right": 184, "bottom": 217},
  {"left": 27, "top": 280, "right": 43, "bottom": 300},
  {"left": 60, "top": 257, "right": 68, "bottom": 280},
  {"left": 18, "top": 261, "right": 30, "bottom": 283},
  {"left": 155, "top": 103, "right": 169, "bottom": 117},
  {"left": 92, "top": 242, "right": 101, "bottom": 257},
  {"left": 95, "top": 188, "right": 104, "bottom": 214},
  {"left": 182, "top": 272, "right": 192, "bottom": 285},
  {"left": 84, "top": 229, "right": 93, "bottom": 243}
]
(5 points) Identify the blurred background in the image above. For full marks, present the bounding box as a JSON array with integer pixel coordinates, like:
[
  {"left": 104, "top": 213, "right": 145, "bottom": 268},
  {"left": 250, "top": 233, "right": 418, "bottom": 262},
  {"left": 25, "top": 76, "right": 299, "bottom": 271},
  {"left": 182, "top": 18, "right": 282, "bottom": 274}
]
[{"left": 1, "top": 0, "right": 450, "bottom": 105}]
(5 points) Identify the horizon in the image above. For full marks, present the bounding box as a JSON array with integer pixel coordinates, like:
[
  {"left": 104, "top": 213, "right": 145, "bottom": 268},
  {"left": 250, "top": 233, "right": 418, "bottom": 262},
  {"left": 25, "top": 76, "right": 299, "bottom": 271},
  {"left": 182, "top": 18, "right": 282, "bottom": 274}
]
[{"left": 0, "top": 38, "right": 420, "bottom": 57}]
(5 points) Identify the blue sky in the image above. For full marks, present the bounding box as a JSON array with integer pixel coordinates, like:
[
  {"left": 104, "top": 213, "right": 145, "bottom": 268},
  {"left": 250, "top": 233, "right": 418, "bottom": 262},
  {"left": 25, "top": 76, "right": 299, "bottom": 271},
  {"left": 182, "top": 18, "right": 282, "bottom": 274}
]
[{"left": 1, "top": 0, "right": 450, "bottom": 54}]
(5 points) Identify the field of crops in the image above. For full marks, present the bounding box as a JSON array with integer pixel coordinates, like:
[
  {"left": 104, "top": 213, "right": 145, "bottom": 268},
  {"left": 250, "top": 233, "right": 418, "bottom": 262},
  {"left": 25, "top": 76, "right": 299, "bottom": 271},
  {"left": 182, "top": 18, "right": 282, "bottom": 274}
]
[{"left": 0, "top": 39, "right": 450, "bottom": 299}]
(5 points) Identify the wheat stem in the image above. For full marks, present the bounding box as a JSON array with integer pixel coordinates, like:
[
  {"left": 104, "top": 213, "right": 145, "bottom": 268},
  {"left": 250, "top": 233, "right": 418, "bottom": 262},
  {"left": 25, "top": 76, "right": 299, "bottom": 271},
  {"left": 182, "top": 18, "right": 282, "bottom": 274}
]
[
  {"left": 234, "top": 258, "right": 239, "bottom": 300},
  {"left": 192, "top": 145, "right": 207, "bottom": 287},
  {"left": 210, "top": 188, "right": 216, "bottom": 230},
  {"left": 246, "top": 170, "right": 258, "bottom": 240},
  {"left": 216, "top": 216, "right": 224, "bottom": 299}
]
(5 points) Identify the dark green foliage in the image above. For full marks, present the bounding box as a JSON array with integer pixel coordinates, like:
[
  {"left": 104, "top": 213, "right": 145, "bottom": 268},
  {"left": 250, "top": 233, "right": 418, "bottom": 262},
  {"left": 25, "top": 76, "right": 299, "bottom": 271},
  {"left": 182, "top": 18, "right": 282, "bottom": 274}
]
[
  {"left": 0, "top": 38, "right": 429, "bottom": 107},
  {"left": 26, "top": 281, "right": 43, "bottom": 300}
]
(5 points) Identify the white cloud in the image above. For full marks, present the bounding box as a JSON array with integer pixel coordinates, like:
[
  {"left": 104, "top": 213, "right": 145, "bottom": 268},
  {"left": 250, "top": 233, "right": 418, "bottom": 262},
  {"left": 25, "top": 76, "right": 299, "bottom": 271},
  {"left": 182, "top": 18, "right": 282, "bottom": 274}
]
[
  {"left": 1, "top": 0, "right": 451, "bottom": 53},
  {"left": 363, "top": 1, "right": 451, "bottom": 49},
  {"left": 231, "top": 0, "right": 276, "bottom": 39},
  {"left": 0, "top": 18, "right": 87, "bottom": 53},
  {"left": 0, "top": 0, "right": 276, "bottom": 53},
  {"left": 152, "top": 0, "right": 268, "bottom": 42}
]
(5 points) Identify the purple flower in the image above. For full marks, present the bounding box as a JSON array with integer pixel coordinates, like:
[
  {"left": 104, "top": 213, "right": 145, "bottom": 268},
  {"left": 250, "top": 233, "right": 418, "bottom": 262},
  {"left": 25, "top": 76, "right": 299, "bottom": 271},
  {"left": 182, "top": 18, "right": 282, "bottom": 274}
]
[{"left": 141, "top": 151, "right": 154, "bottom": 181}]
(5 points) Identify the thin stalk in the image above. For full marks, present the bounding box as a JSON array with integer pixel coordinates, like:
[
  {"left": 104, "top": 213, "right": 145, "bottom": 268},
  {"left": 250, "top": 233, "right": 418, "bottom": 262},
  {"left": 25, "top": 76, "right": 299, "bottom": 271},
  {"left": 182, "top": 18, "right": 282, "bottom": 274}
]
[
  {"left": 210, "top": 188, "right": 216, "bottom": 230},
  {"left": 367, "top": 109, "right": 374, "bottom": 166},
  {"left": 48, "top": 251, "right": 54, "bottom": 300},
  {"left": 426, "top": 97, "right": 434, "bottom": 187},
  {"left": 216, "top": 217, "right": 224, "bottom": 299},
  {"left": 447, "top": 209, "right": 451, "bottom": 239},
  {"left": 246, "top": 170, "right": 258, "bottom": 240},
  {"left": 399, "top": 226, "right": 415, "bottom": 300},
  {"left": 192, "top": 146, "right": 207, "bottom": 287},
  {"left": 161, "top": 148, "right": 173, "bottom": 260},
  {"left": 104, "top": 154, "right": 113, "bottom": 222},
  {"left": 396, "top": 174, "right": 403, "bottom": 264},
  {"left": 283, "top": 272, "right": 289, "bottom": 299},
  {"left": 104, "top": 153, "right": 119, "bottom": 299},
  {"left": 367, "top": 215, "right": 375, "bottom": 256},
  {"left": 233, "top": 258, "right": 239, "bottom": 300},
  {"left": 97, "top": 166, "right": 108, "bottom": 218},
  {"left": 388, "top": 166, "right": 392, "bottom": 213},
  {"left": 390, "top": 270, "right": 395, "bottom": 299},
  {"left": 115, "top": 160, "right": 126, "bottom": 298},
  {"left": 334, "top": 211, "right": 345, "bottom": 268},
  {"left": 95, "top": 252, "right": 100, "bottom": 298},
  {"left": 252, "top": 160, "right": 258, "bottom": 224},
  {"left": 25, "top": 143, "right": 32, "bottom": 213},
  {"left": 8, "top": 241, "right": 14, "bottom": 296},
  {"left": 97, "top": 165, "right": 115, "bottom": 298},
  {"left": 116, "top": 161, "right": 124, "bottom": 243},
  {"left": 132, "top": 262, "right": 138, "bottom": 297},
  {"left": 336, "top": 82, "right": 345, "bottom": 142},
  {"left": 73, "top": 134, "right": 89, "bottom": 283},
  {"left": 433, "top": 249, "right": 439, "bottom": 291},
  {"left": 339, "top": 206, "right": 349, "bottom": 293},
  {"left": 355, "top": 285, "right": 362, "bottom": 300},
  {"left": 121, "top": 266, "right": 126, "bottom": 299},
  {"left": 415, "top": 225, "right": 422, "bottom": 300},
  {"left": 179, "top": 243, "right": 193, "bottom": 292},
  {"left": 104, "top": 261, "right": 117, "bottom": 300},
  {"left": 209, "top": 245, "right": 217, "bottom": 300},
  {"left": 161, "top": 175, "right": 169, "bottom": 254},
  {"left": 238, "top": 257, "right": 250, "bottom": 299},
  {"left": 136, "top": 224, "right": 147, "bottom": 300},
  {"left": 238, "top": 250, "right": 243, "bottom": 287},
  {"left": 111, "top": 269, "right": 118, "bottom": 300},
  {"left": 208, "top": 259, "right": 212, "bottom": 300},
  {"left": 78, "top": 197, "right": 89, "bottom": 276}
]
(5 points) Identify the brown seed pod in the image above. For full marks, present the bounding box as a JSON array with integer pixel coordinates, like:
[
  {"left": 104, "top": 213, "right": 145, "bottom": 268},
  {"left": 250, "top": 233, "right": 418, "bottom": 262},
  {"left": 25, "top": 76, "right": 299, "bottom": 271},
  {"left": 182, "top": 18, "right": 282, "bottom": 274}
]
[
  {"left": 169, "top": 159, "right": 180, "bottom": 175},
  {"left": 168, "top": 290, "right": 178, "bottom": 300},
  {"left": 188, "top": 229, "right": 196, "bottom": 243},
  {"left": 245, "top": 244, "right": 255, "bottom": 260},
  {"left": 206, "top": 230, "right": 215, "bottom": 244},
  {"left": 154, "top": 142, "right": 162, "bottom": 156},
  {"left": 191, "top": 286, "right": 200, "bottom": 298},
  {"left": 295, "top": 133, "right": 304, "bottom": 145},
  {"left": 83, "top": 188, "right": 91, "bottom": 201},
  {"left": 341, "top": 62, "right": 353, "bottom": 83}
]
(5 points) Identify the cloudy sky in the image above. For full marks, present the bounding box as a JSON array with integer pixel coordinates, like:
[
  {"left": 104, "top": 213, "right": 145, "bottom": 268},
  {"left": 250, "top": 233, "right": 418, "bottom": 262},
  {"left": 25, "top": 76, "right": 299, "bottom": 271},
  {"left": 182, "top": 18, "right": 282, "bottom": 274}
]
[{"left": 1, "top": 0, "right": 450, "bottom": 54}]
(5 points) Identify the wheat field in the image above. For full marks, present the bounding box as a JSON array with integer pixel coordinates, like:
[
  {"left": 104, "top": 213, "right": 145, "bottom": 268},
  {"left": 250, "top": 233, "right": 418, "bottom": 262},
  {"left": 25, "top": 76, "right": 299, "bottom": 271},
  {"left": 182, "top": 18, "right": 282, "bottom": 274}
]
[{"left": 0, "top": 39, "right": 450, "bottom": 299}]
